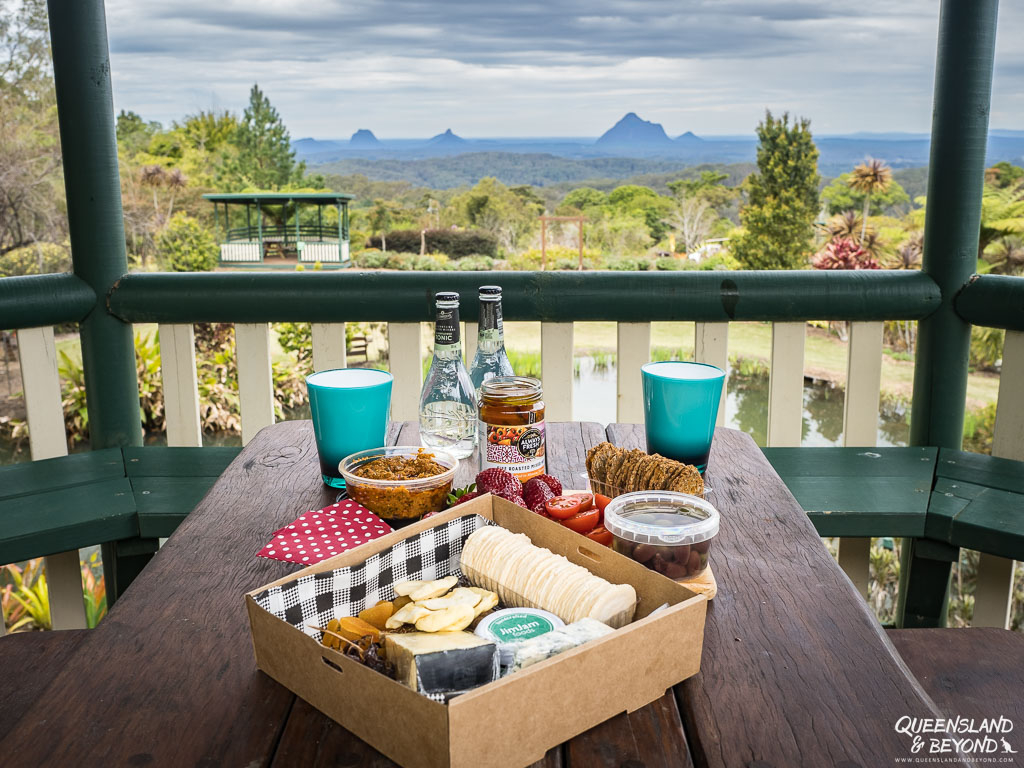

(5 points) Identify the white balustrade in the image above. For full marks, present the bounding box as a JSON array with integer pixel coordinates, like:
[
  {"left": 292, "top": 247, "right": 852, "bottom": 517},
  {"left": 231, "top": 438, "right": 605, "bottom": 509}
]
[
  {"left": 541, "top": 322, "right": 574, "bottom": 422},
  {"left": 615, "top": 323, "right": 650, "bottom": 424},
  {"left": 159, "top": 324, "right": 202, "bottom": 448},
  {"left": 694, "top": 322, "right": 729, "bottom": 427},
  {"left": 388, "top": 323, "right": 422, "bottom": 423},
  {"left": 311, "top": 323, "right": 347, "bottom": 372},
  {"left": 972, "top": 329, "right": 1024, "bottom": 628},
  {"left": 16, "top": 326, "right": 87, "bottom": 631},
  {"left": 767, "top": 323, "right": 806, "bottom": 447},
  {"left": 235, "top": 323, "right": 275, "bottom": 445}
]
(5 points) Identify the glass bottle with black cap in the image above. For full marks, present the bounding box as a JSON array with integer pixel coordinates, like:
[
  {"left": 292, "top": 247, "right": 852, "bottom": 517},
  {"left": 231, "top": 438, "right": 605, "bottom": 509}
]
[
  {"left": 469, "top": 285, "right": 514, "bottom": 394},
  {"left": 419, "top": 291, "right": 477, "bottom": 458}
]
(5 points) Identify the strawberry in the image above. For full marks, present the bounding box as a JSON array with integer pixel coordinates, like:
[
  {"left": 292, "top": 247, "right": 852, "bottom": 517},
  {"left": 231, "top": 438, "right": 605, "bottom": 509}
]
[
  {"left": 533, "top": 474, "right": 563, "bottom": 496},
  {"left": 523, "top": 478, "right": 555, "bottom": 515},
  {"left": 452, "top": 490, "right": 483, "bottom": 506},
  {"left": 505, "top": 494, "right": 527, "bottom": 509},
  {"left": 476, "top": 468, "right": 523, "bottom": 496}
]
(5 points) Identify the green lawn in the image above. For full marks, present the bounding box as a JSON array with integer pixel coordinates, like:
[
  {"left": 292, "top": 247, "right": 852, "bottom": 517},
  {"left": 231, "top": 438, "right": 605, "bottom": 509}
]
[
  {"left": 53, "top": 320, "right": 1001, "bottom": 410},
  {"left": 500, "top": 321, "right": 1000, "bottom": 408}
]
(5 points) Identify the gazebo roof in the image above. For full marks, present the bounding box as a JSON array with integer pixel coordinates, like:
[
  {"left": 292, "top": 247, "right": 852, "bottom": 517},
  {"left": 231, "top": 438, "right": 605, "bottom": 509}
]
[{"left": 202, "top": 192, "right": 354, "bottom": 204}]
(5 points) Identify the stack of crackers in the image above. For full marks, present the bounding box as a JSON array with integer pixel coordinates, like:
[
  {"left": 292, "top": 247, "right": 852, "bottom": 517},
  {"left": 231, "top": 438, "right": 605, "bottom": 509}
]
[
  {"left": 460, "top": 526, "right": 637, "bottom": 628},
  {"left": 585, "top": 442, "right": 703, "bottom": 498}
]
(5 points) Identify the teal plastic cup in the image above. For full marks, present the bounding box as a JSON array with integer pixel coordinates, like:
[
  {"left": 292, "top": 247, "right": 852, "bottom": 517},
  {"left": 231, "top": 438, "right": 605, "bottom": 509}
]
[
  {"left": 306, "top": 368, "right": 393, "bottom": 488},
  {"left": 641, "top": 361, "right": 725, "bottom": 473}
]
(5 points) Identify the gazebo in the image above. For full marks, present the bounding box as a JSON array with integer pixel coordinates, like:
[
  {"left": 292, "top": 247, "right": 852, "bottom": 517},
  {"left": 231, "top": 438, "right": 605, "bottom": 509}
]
[{"left": 203, "top": 192, "right": 353, "bottom": 268}]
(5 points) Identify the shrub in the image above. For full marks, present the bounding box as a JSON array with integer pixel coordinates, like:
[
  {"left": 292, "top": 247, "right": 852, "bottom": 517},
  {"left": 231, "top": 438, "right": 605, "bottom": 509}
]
[
  {"left": 0, "top": 242, "right": 71, "bottom": 277},
  {"left": 456, "top": 256, "right": 496, "bottom": 271},
  {"left": 365, "top": 228, "right": 499, "bottom": 258},
  {"left": 157, "top": 214, "right": 218, "bottom": 272},
  {"left": 353, "top": 250, "right": 389, "bottom": 269},
  {"left": 654, "top": 257, "right": 684, "bottom": 271}
]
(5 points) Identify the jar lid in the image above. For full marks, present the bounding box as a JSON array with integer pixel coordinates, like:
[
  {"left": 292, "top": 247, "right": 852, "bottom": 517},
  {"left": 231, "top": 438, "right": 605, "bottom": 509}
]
[
  {"left": 480, "top": 375, "right": 542, "bottom": 399},
  {"left": 603, "top": 491, "right": 720, "bottom": 546},
  {"left": 474, "top": 608, "right": 563, "bottom": 665}
]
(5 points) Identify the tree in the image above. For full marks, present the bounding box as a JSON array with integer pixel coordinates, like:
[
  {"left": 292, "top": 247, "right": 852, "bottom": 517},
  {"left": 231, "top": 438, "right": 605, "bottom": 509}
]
[
  {"left": 221, "top": 84, "right": 303, "bottom": 190},
  {"left": 821, "top": 172, "right": 910, "bottom": 216},
  {"left": 731, "top": 111, "right": 820, "bottom": 270},
  {"left": 848, "top": 158, "right": 893, "bottom": 240},
  {"left": 368, "top": 199, "right": 400, "bottom": 251},
  {"left": 607, "top": 185, "right": 674, "bottom": 241},
  {"left": 562, "top": 187, "right": 608, "bottom": 211},
  {"left": 663, "top": 191, "right": 715, "bottom": 254},
  {"left": 446, "top": 177, "right": 540, "bottom": 251},
  {"left": 0, "top": 0, "right": 66, "bottom": 257},
  {"left": 985, "top": 162, "right": 1024, "bottom": 189},
  {"left": 157, "top": 214, "right": 218, "bottom": 272}
]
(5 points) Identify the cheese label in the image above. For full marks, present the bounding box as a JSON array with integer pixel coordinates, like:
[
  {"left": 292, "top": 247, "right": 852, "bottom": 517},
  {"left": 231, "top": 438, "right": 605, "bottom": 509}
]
[{"left": 477, "top": 608, "right": 562, "bottom": 645}]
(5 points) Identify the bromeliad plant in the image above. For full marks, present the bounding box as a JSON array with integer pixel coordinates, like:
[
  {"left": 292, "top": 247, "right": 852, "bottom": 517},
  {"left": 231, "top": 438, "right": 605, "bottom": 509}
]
[
  {"left": 1, "top": 554, "right": 108, "bottom": 633},
  {"left": 1, "top": 559, "right": 51, "bottom": 632}
]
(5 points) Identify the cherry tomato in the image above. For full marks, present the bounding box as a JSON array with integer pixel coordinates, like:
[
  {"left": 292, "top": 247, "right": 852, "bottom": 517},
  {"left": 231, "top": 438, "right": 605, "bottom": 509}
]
[
  {"left": 585, "top": 525, "right": 613, "bottom": 546},
  {"left": 560, "top": 507, "right": 600, "bottom": 534},
  {"left": 568, "top": 492, "right": 594, "bottom": 511},
  {"left": 545, "top": 495, "right": 585, "bottom": 520},
  {"left": 593, "top": 494, "right": 611, "bottom": 514}
]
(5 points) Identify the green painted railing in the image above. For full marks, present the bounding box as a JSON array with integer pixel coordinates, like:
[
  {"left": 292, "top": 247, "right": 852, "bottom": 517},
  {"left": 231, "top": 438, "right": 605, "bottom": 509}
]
[{"left": 104, "top": 270, "right": 942, "bottom": 324}]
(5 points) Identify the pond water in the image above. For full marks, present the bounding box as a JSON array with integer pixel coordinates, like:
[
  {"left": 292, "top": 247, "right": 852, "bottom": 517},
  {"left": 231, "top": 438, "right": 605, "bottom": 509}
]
[
  {"left": 0, "top": 359, "right": 910, "bottom": 466},
  {"left": 571, "top": 356, "right": 910, "bottom": 448}
]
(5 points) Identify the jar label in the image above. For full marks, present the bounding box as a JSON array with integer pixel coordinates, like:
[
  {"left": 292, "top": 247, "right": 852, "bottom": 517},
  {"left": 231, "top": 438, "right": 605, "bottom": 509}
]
[{"left": 480, "top": 421, "right": 546, "bottom": 481}]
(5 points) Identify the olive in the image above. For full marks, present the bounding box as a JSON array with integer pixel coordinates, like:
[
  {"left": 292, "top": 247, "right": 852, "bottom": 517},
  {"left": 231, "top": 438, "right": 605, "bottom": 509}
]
[
  {"left": 669, "top": 544, "right": 691, "bottom": 565},
  {"left": 651, "top": 554, "right": 670, "bottom": 574},
  {"left": 630, "top": 543, "right": 657, "bottom": 563},
  {"left": 662, "top": 561, "right": 689, "bottom": 581},
  {"left": 686, "top": 549, "right": 703, "bottom": 575},
  {"left": 693, "top": 540, "right": 712, "bottom": 554}
]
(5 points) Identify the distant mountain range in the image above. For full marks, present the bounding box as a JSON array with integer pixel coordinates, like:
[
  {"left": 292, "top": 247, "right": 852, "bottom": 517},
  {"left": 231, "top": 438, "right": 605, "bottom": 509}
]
[{"left": 294, "top": 112, "right": 1024, "bottom": 182}]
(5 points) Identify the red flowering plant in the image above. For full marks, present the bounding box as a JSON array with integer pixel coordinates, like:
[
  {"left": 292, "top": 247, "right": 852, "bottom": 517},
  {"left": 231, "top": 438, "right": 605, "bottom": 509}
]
[{"left": 812, "top": 237, "right": 880, "bottom": 270}]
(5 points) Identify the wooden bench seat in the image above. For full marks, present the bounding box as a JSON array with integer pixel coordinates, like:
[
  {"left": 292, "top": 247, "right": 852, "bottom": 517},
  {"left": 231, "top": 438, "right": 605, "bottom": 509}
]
[
  {"left": 761, "top": 446, "right": 936, "bottom": 537},
  {"left": 125, "top": 447, "right": 242, "bottom": 538},
  {"left": 888, "top": 628, "right": 1024, "bottom": 723},
  {"left": 926, "top": 450, "right": 1024, "bottom": 559},
  {"left": 0, "top": 449, "right": 137, "bottom": 564},
  {"left": 0, "top": 446, "right": 241, "bottom": 570}
]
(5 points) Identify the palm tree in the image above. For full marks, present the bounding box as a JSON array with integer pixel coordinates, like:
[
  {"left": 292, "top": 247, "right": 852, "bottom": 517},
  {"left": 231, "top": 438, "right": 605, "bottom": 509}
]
[{"left": 848, "top": 158, "right": 892, "bottom": 240}]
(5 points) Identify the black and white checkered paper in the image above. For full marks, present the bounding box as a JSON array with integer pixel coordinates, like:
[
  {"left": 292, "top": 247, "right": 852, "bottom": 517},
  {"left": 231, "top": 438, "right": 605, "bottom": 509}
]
[{"left": 253, "top": 514, "right": 492, "bottom": 640}]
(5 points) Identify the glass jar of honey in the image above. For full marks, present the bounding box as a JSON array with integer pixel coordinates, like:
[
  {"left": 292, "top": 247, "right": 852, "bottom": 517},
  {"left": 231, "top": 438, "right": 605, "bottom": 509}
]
[{"left": 478, "top": 376, "right": 546, "bottom": 482}]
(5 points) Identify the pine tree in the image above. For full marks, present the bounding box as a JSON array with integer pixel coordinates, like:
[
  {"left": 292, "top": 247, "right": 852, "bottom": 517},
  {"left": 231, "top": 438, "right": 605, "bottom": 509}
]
[
  {"left": 222, "top": 84, "right": 303, "bottom": 190},
  {"left": 732, "top": 111, "right": 820, "bottom": 270}
]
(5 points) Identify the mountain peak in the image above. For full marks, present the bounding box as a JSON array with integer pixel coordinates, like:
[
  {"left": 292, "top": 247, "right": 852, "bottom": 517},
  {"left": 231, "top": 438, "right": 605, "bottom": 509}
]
[
  {"left": 675, "top": 130, "right": 704, "bottom": 144},
  {"left": 350, "top": 128, "right": 381, "bottom": 146},
  {"left": 429, "top": 128, "right": 467, "bottom": 145},
  {"left": 596, "top": 113, "right": 672, "bottom": 146}
]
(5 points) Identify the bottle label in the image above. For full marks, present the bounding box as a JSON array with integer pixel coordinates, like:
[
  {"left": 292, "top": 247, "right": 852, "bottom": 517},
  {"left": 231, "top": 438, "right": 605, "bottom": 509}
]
[
  {"left": 478, "top": 301, "right": 503, "bottom": 345},
  {"left": 434, "top": 307, "right": 461, "bottom": 353},
  {"left": 480, "top": 420, "right": 546, "bottom": 482}
]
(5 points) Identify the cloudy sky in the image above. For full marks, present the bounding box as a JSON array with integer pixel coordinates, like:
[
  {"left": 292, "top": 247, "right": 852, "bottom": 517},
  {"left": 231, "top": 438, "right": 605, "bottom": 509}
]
[{"left": 105, "top": 1, "right": 1023, "bottom": 139}]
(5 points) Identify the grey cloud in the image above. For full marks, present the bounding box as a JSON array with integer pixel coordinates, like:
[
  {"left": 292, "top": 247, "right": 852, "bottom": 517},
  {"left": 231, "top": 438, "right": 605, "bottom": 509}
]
[{"left": 102, "top": 0, "right": 1023, "bottom": 137}]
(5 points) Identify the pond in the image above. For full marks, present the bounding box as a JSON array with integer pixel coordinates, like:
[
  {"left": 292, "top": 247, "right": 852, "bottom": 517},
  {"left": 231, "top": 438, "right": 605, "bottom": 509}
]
[
  {"left": 571, "top": 356, "right": 910, "bottom": 448},
  {"left": 0, "top": 360, "right": 911, "bottom": 466}
]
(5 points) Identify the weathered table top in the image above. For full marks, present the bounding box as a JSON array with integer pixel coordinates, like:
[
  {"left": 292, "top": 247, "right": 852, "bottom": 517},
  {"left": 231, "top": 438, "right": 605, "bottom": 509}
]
[{"left": 0, "top": 421, "right": 952, "bottom": 767}]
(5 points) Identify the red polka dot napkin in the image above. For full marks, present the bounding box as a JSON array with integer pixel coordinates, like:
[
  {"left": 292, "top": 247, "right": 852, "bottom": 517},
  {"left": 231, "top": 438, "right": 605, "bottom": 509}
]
[{"left": 257, "top": 500, "right": 393, "bottom": 565}]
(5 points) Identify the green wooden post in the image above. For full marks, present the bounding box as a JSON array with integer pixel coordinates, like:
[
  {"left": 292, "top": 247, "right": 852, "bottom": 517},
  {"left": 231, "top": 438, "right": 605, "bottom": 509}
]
[
  {"left": 257, "top": 202, "right": 264, "bottom": 260},
  {"left": 342, "top": 204, "right": 350, "bottom": 264},
  {"left": 294, "top": 199, "right": 300, "bottom": 259},
  {"left": 213, "top": 202, "right": 220, "bottom": 243},
  {"left": 898, "top": 0, "right": 1000, "bottom": 628},
  {"left": 47, "top": 0, "right": 155, "bottom": 601}
]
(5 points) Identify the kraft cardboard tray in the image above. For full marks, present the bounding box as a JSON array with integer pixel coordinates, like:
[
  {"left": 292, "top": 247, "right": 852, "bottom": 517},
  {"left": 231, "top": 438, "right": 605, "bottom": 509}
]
[{"left": 245, "top": 494, "right": 709, "bottom": 768}]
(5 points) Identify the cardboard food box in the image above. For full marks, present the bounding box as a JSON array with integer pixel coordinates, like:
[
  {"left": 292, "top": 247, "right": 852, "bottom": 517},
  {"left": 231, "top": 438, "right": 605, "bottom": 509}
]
[{"left": 245, "top": 494, "right": 709, "bottom": 768}]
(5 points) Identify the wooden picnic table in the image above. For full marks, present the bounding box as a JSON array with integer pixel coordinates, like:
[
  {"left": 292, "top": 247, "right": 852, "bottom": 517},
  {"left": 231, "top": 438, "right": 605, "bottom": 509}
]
[{"left": 0, "top": 421, "right": 956, "bottom": 767}]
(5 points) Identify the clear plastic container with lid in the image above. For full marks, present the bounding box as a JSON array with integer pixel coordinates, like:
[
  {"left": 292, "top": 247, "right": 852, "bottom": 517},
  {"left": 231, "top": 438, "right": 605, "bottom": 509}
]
[{"left": 603, "top": 491, "right": 720, "bottom": 582}]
